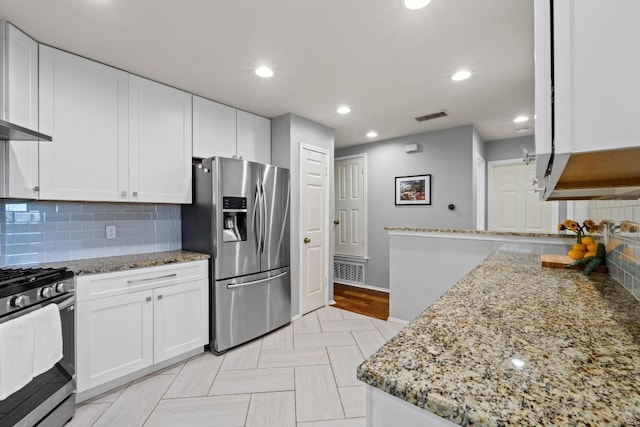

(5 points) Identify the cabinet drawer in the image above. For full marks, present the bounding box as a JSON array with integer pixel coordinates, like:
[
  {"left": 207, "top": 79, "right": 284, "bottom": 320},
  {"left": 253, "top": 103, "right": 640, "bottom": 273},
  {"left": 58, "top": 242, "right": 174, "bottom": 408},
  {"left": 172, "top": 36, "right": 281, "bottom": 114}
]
[{"left": 76, "top": 260, "right": 208, "bottom": 302}]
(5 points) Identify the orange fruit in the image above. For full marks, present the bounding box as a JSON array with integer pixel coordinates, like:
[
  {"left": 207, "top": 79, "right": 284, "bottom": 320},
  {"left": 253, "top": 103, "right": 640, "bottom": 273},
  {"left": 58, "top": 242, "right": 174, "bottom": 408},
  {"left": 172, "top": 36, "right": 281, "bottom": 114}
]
[
  {"left": 572, "top": 244, "right": 587, "bottom": 251},
  {"left": 584, "top": 251, "right": 597, "bottom": 258},
  {"left": 587, "top": 243, "right": 598, "bottom": 253},
  {"left": 582, "top": 236, "right": 594, "bottom": 245},
  {"left": 568, "top": 249, "right": 585, "bottom": 260}
]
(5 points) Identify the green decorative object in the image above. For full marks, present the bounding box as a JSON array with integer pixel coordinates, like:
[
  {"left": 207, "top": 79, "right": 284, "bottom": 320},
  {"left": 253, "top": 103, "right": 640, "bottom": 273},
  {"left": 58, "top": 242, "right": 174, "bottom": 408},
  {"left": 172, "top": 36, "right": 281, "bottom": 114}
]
[{"left": 565, "top": 243, "right": 606, "bottom": 276}]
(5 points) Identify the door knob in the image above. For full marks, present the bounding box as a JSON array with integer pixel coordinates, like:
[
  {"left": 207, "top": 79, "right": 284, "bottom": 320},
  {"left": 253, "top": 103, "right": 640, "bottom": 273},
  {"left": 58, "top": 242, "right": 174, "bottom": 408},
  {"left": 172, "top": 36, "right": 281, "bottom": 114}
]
[
  {"left": 303, "top": 237, "right": 311, "bottom": 244},
  {"left": 333, "top": 220, "right": 340, "bottom": 225}
]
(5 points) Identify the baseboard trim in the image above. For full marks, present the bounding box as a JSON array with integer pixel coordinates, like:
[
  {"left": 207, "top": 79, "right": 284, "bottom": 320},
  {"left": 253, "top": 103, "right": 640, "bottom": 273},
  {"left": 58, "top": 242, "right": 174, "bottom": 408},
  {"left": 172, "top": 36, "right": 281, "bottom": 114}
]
[
  {"left": 333, "top": 281, "right": 390, "bottom": 293},
  {"left": 291, "top": 314, "right": 302, "bottom": 321},
  {"left": 387, "top": 317, "right": 409, "bottom": 325},
  {"left": 329, "top": 300, "right": 337, "bottom": 305}
]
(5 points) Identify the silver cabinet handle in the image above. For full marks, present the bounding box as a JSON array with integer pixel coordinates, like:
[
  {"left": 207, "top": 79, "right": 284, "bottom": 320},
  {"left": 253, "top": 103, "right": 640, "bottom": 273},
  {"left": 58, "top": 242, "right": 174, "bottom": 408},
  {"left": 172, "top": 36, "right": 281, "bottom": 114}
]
[
  {"left": 132, "top": 191, "right": 138, "bottom": 197},
  {"left": 121, "top": 191, "right": 127, "bottom": 197},
  {"left": 157, "top": 294, "right": 163, "bottom": 300},
  {"left": 127, "top": 273, "right": 177, "bottom": 284},
  {"left": 226, "top": 271, "right": 288, "bottom": 289},
  {"left": 146, "top": 296, "right": 152, "bottom": 302}
]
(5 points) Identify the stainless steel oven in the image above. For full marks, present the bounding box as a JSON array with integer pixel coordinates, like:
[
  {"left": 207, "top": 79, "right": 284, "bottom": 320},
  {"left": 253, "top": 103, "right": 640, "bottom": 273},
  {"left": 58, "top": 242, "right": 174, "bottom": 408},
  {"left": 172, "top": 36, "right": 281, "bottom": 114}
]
[{"left": 0, "top": 267, "right": 75, "bottom": 427}]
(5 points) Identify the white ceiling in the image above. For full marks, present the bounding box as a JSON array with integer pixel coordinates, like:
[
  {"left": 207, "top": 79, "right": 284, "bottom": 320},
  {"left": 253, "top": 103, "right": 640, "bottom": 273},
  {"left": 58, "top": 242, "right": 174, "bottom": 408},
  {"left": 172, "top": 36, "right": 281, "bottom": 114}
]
[{"left": 0, "top": 0, "right": 534, "bottom": 149}]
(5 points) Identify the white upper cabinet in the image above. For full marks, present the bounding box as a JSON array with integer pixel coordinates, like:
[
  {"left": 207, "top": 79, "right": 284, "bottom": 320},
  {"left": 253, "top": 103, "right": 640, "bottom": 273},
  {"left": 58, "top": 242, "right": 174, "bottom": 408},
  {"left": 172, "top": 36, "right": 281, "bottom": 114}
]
[
  {"left": 192, "top": 95, "right": 236, "bottom": 159},
  {"left": 39, "top": 45, "right": 129, "bottom": 202},
  {"left": 128, "top": 76, "right": 192, "bottom": 203},
  {"left": 0, "top": 22, "right": 40, "bottom": 198},
  {"left": 536, "top": 0, "right": 640, "bottom": 155},
  {"left": 193, "top": 96, "right": 272, "bottom": 164},
  {"left": 534, "top": 0, "right": 640, "bottom": 199},
  {"left": 38, "top": 47, "right": 192, "bottom": 203},
  {"left": 237, "top": 110, "right": 271, "bottom": 164}
]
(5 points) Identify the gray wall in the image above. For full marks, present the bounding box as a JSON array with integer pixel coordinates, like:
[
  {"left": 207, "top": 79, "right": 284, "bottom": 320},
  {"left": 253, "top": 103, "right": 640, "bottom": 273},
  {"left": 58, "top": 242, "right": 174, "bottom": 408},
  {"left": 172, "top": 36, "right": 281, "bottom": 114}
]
[
  {"left": 272, "top": 113, "right": 335, "bottom": 317},
  {"left": 485, "top": 135, "right": 534, "bottom": 162},
  {"left": 335, "top": 125, "right": 476, "bottom": 290}
]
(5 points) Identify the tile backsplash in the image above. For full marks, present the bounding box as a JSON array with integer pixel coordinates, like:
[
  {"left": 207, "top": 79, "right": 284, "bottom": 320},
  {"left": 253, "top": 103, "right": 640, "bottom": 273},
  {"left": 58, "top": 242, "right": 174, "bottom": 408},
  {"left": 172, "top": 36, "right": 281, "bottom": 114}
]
[
  {"left": 0, "top": 201, "right": 181, "bottom": 266},
  {"left": 589, "top": 199, "right": 640, "bottom": 301}
]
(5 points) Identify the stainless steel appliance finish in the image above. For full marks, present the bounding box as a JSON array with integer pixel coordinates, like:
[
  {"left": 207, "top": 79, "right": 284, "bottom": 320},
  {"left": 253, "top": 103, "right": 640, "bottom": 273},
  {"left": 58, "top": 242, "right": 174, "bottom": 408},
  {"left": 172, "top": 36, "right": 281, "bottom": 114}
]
[
  {"left": 0, "top": 267, "right": 75, "bottom": 427},
  {"left": 0, "top": 118, "right": 52, "bottom": 141},
  {"left": 182, "top": 157, "right": 291, "bottom": 353}
]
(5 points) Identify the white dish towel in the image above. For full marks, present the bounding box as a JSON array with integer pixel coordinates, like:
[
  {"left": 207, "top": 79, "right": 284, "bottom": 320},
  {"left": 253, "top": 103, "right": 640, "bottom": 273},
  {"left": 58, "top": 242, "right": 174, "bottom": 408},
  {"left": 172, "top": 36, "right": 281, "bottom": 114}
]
[
  {"left": 32, "top": 304, "right": 63, "bottom": 377},
  {"left": 0, "top": 311, "right": 36, "bottom": 400}
]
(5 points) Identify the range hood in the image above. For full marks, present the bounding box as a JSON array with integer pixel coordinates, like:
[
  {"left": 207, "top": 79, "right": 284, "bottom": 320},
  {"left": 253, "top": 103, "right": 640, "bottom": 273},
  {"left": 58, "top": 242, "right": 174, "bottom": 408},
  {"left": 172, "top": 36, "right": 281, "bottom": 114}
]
[
  {"left": 0, "top": 118, "right": 52, "bottom": 141},
  {"left": 541, "top": 147, "right": 640, "bottom": 200}
]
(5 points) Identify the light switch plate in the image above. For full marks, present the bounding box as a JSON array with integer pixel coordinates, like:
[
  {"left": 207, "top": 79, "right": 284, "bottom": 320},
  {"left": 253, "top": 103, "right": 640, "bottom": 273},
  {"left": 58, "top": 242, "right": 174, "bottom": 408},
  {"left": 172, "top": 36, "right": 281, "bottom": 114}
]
[{"left": 106, "top": 225, "right": 117, "bottom": 240}]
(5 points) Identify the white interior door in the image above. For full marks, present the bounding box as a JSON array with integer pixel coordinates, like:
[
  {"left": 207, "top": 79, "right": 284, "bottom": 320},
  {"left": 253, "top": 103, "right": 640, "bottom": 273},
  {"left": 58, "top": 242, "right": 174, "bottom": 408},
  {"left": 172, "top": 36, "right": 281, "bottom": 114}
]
[
  {"left": 335, "top": 155, "right": 366, "bottom": 257},
  {"left": 490, "top": 162, "right": 554, "bottom": 233},
  {"left": 300, "top": 145, "right": 328, "bottom": 314}
]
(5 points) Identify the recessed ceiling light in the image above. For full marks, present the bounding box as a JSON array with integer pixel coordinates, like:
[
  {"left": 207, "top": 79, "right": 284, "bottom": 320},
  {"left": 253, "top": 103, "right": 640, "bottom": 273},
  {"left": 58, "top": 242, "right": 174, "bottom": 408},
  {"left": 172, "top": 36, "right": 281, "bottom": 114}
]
[
  {"left": 366, "top": 131, "right": 378, "bottom": 138},
  {"left": 337, "top": 106, "right": 351, "bottom": 114},
  {"left": 404, "top": 0, "right": 431, "bottom": 10},
  {"left": 255, "top": 66, "right": 274, "bottom": 78},
  {"left": 513, "top": 115, "right": 529, "bottom": 123},
  {"left": 451, "top": 70, "right": 471, "bottom": 81}
]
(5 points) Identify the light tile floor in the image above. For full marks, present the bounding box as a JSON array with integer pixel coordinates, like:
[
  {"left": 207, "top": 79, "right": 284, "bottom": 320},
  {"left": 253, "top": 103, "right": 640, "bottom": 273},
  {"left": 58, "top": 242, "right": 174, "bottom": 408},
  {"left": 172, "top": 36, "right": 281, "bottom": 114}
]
[{"left": 66, "top": 306, "right": 405, "bottom": 427}]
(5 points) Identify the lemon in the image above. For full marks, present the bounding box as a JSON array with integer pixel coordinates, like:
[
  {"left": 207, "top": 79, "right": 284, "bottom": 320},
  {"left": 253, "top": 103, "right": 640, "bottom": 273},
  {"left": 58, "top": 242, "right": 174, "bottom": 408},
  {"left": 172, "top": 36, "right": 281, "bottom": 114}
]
[
  {"left": 582, "top": 236, "right": 595, "bottom": 245},
  {"left": 572, "top": 243, "right": 587, "bottom": 251},
  {"left": 587, "top": 243, "right": 598, "bottom": 253},
  {"left": 568, "top": 249, "right": 585, "bottom": 260},
  {"left": 584, "top": 251, "right": 597, "bottom": 258}
]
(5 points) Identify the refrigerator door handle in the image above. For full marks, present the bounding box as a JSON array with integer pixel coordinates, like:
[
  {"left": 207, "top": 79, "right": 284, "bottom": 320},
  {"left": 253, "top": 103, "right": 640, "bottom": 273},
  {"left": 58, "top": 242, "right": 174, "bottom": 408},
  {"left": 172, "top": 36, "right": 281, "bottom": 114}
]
[
  {"left": 226, "top": 271, "right": 288, "bottom": 289},
  {"left": 260, "top": 180, "right": 267, "bottom": 255},
  {"left": 252, "top": 184, "right": 261, "bottom": 255}
]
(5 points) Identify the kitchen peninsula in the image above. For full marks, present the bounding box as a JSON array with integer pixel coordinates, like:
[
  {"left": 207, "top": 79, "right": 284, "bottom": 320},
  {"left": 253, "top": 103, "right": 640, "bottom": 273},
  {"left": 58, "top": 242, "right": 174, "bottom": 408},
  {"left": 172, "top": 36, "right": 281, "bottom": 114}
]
[
  {"left": 358, "top": 251, "right": 640, "bottom": 426},
  {"left": 386, "top": 227, "right": 574, "bottom": 322}
]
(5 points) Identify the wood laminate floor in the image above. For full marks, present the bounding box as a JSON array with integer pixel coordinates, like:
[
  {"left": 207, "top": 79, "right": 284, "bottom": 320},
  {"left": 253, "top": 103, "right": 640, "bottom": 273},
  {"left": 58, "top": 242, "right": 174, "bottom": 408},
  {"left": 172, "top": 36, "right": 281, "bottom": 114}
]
[{"left": 332, "top": 283, "right": 389, "bottom": 321}]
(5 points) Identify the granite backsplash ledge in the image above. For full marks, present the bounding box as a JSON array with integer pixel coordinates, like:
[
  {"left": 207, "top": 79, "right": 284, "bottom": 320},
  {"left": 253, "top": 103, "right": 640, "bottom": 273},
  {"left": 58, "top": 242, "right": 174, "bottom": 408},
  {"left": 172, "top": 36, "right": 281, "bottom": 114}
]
[{"left": 0, "top": 201, "right": 181, "bottom": 267}]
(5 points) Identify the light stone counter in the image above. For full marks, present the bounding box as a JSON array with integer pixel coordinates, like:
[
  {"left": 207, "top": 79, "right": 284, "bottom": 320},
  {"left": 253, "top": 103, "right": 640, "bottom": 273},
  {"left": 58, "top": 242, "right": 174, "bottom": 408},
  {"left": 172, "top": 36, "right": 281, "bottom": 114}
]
[
  {"left": 384, "top": 226, "right": 577, "bottom": 239},
  {"left": 42, "top": 250, "right": 209, "bottom": 275},
  {"left": 358, "top": 251, "right": 640, "bottom": 426}
]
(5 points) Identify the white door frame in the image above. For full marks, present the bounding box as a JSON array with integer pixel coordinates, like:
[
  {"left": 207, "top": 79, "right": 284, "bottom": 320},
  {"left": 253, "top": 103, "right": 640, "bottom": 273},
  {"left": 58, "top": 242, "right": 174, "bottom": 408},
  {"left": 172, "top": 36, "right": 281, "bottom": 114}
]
[
  {"left": 334, "top": 153, "right": 368, "bottom": 259},
  {"left": 299, "top": 142, "right": 331, "bottom": 312},
  {"left": 487, "top": 158, "right": 559, "bottom": 231},
  {"left": 475, "top": 154, "right": 487, "bottom": 231}
]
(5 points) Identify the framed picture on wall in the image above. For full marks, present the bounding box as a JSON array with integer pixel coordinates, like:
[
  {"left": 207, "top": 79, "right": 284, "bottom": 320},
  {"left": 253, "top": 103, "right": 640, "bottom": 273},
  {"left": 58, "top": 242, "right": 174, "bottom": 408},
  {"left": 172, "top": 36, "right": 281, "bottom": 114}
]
[{"left": 395, "top": 174, "right": 431, "bottom": 205}]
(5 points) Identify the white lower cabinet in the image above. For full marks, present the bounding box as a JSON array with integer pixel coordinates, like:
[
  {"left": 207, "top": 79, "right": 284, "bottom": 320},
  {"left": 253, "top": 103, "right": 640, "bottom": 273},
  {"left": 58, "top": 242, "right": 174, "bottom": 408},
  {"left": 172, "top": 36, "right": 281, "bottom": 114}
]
[
  {"left": 76, "top": 290, "right": 154, "bottom": 392},
  {"left": 153, "top": 280, "right": 208, "bottom": 363},
  {"left": 76, "top": 261, "right": 208, "bottom": 394}
]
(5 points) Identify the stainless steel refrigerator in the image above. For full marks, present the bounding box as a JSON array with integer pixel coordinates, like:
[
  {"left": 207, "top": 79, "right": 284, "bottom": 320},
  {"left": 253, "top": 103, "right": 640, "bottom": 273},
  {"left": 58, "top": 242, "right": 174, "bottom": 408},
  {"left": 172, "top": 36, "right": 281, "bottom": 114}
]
[{"left": 182, "top": 157, "right": 291, "bottom": 353}]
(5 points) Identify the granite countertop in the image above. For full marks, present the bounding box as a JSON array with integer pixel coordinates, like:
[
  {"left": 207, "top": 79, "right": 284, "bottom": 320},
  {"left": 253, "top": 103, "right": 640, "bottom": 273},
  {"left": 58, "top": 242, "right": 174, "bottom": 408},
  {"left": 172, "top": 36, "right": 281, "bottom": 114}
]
[
  {"left": 357, "top": 251, "right": 640, "bottom": 426},
  {"left": 43, "top": 250, "right": 209, "bottom": 275},
  {"left": 384, "top": 226, "right": 576, "bottom": 239}
]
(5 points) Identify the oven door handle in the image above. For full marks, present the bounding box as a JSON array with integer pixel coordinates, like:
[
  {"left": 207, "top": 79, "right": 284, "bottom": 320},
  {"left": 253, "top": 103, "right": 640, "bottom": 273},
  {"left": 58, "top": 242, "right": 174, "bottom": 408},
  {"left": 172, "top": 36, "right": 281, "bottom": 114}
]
[{"left": 0, "top": 293, "right": 75, "bottom": 325}]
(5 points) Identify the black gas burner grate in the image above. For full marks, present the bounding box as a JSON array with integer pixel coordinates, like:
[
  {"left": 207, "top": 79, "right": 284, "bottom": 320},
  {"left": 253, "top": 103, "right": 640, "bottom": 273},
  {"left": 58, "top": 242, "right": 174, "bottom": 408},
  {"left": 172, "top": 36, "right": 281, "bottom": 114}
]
[{"left": 0, "top": 267, "right": 70, "bottom": 288}]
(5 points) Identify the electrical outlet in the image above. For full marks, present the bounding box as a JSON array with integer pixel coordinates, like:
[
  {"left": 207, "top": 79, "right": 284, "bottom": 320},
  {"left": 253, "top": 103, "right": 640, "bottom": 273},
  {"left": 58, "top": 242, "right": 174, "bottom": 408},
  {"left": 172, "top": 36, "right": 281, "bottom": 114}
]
[{"left": 106, "top": 225, "right": 117, "bottom": 240}]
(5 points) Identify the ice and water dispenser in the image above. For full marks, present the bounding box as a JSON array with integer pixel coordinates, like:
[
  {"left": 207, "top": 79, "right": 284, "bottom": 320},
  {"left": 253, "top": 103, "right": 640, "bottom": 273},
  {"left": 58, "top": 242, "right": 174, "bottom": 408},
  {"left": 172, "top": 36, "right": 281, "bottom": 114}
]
[{"left": 222, "top": 196, "right": 247, "bottom": 242}]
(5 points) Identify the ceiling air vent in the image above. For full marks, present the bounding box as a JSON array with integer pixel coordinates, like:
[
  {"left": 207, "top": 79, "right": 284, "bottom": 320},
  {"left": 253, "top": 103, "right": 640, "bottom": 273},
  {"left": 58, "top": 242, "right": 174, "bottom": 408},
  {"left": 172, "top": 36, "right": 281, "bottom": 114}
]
[{"left": 414, "top": 110, "right": 448, "bottom": 122}]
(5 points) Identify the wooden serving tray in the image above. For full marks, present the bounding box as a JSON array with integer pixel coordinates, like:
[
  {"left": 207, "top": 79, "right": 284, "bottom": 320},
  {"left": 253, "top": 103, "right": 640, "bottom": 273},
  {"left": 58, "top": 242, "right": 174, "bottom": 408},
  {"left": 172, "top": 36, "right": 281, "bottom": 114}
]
[{"left": 541, "top": 254, "right": 608, "bottom": 273}]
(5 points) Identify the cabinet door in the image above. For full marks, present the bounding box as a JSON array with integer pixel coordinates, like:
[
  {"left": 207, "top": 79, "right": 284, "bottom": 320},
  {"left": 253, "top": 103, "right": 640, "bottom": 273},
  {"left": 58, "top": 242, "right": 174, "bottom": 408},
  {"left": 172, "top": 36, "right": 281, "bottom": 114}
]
[
  {"left": 76, "top": 290, "right": 153, "bottom": 393},
  {"left": 129, "top": 75, "right": 192, "bottom": 203},
  {"left": 153, "top": 279, "right": 208, "bottom": 363},
  {"left": 549, "top": 0, "right": 640, "bottom": 154},
  {"left": 192, "top": 95, "right": 236, "bottom": 159},
  {"left": 39, "top": 46, "right": 129, "bottom": 202},
  {"left": 237, "top": 110, "right": 271, "bottom": 164},
  {"left": 1, "top": 23, "right": 39, "bottom": 198}
]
